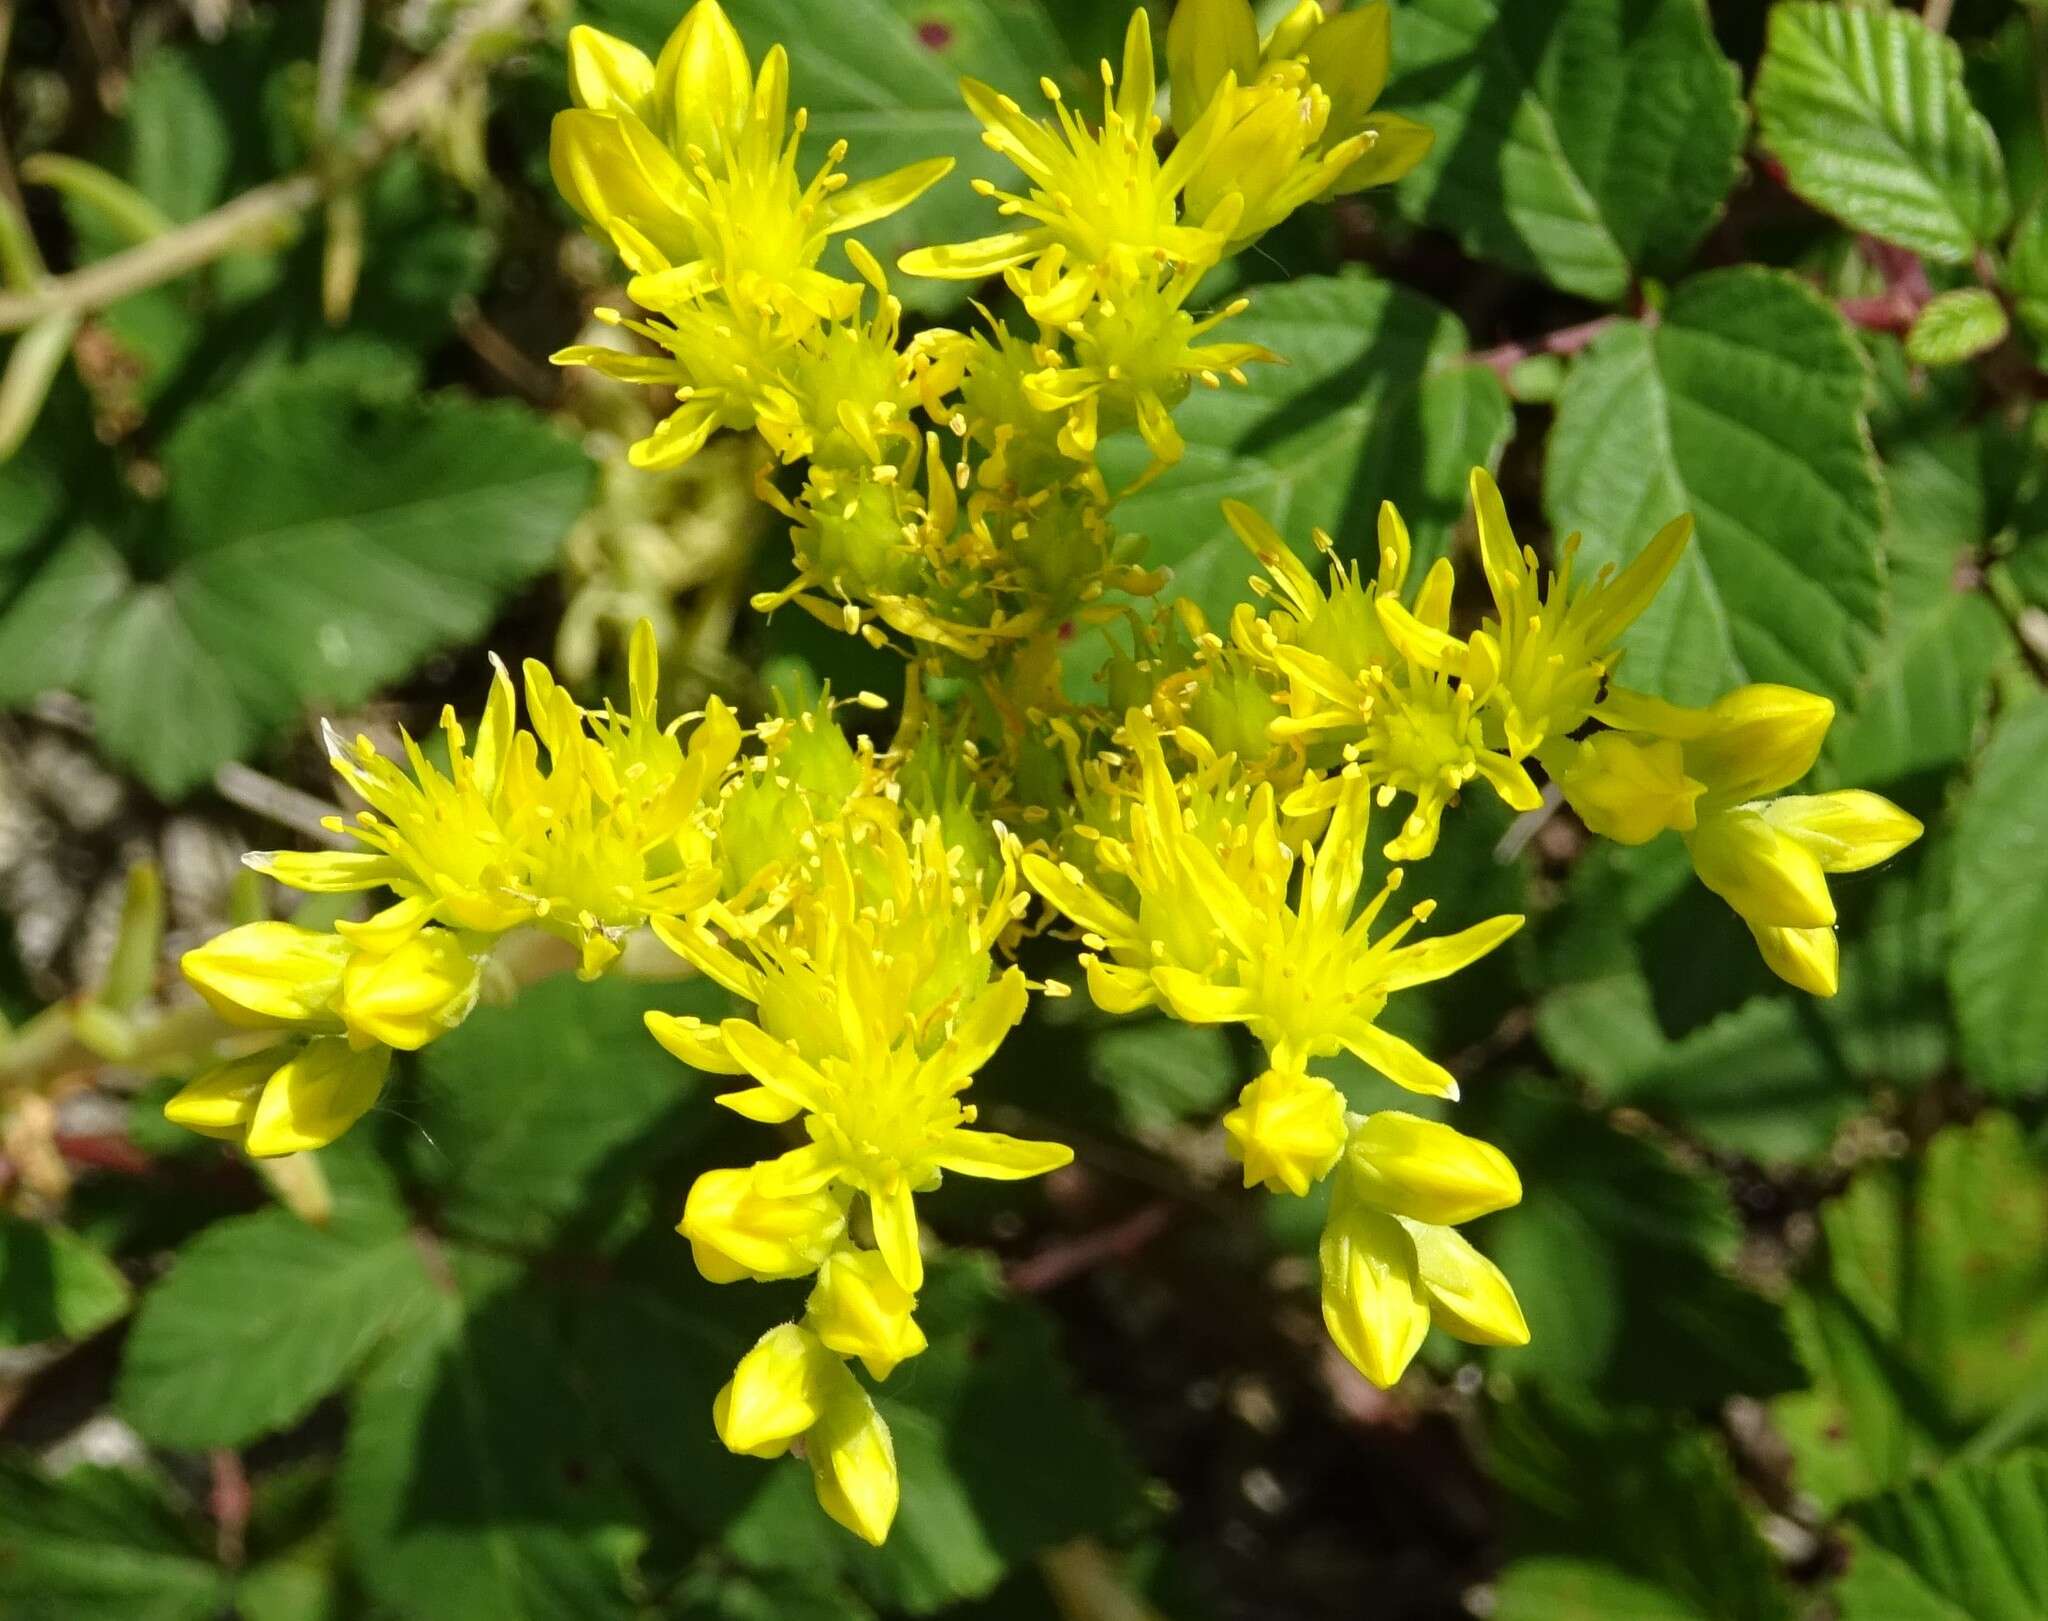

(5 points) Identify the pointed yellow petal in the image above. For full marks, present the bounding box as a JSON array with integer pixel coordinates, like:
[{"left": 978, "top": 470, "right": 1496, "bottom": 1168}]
[
  {"left": 714, "top": 1323, "right": 829, "bottom": 1457},
  {"left": 679, "top": 1167, "right": 845, "bottom": 1283},
  {"left": 1749, "top": 921, "right": 1839, "bottom": 997},
  {"left": 719, "top": 1019, "right": 831, "bottom": 1112},
  {"left": 164, "top": 1050, "right": 286, "bottom": 1139},
  {"left": 869, "top": 1179, "right": 924, "bottom": 1293},
  {"left": 1379, "top": 914, "right": 1524, "bottom": 993},
  {"left": 829, "top": 158, "right": 954, "bottom": 232},
  {"left": 806, "top": 1364, "right": 899, "bottom": 1545},
  {"left": 645, "top": 1011, "right": 748, "bottom": 1076},
  {"left": 1686, "top": 808, "right": 1836, "bottom": 929},
  {"left": 1760, "top": 791, "right": 1922, "bottom": 873},
  {"left": 931, "top": 1127, "right": 1073, "bottom": 1182},
  {"left": 1339, "top": 1022, "right": 1459, "bottom": 1099},
  {"left": 181, "top": 924, "right": 351, "bottom": 1029},
  {"left": 1402, "top": 1219, "right": 1529, "bottom": 1347},
  {"left": 565, "top": 25, "right": 655, "bottom": 115},
  {"left": 243, "top": 850, "right": 398, "bottom": 894},
  {"left": 899, "top": 231, "right": 1043, "bottom": 281}
]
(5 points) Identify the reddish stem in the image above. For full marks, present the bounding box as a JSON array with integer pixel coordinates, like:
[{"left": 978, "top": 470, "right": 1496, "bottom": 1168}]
[{"left": 1007, "top": 1201, "right": 1173, "bottom": 1294}]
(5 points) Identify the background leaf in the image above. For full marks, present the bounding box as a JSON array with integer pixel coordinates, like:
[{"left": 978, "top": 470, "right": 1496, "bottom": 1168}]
[
  {"left": 0, "top": 1215, "right": 131, "bottom": 1346},
  {"left": 1382, "top": 0, "right": 1744, "bottom": 302},
  {"left": 1755, "top": 2, "right": 2010, "bottom": 262},
  {"left": 0, "top": 1459, "right": 229, "bottom": 1621},
  {"left": 1835, "top": 1450, "right": 2048, "bottom": 1621},
  {"left": 1948, "top": 693, "right": 2048, "bottom": 1095},
  {"left": 1546, "top": 267, "right": 1886, "bottom": 707}
]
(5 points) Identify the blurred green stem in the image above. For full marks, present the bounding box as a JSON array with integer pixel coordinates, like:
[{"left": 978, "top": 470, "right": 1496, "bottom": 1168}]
[{"left": 0, "top": 0, "right": 540, "bottom": 332}]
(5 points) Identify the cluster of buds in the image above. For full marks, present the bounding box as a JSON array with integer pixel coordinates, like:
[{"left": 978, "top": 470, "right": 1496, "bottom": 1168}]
[{"left": 167, "top": 0, "right": 1922, "bottom": 1542}]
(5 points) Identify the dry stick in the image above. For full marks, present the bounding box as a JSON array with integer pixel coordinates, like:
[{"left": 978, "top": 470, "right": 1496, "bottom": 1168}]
[{"left": 0, "top": 0, "right": 538, "bottom": 332}]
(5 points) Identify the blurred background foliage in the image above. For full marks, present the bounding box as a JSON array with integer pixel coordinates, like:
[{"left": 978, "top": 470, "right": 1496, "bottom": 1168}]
[{"left": 1, "top": 0, "right": 2046, "bottom": 1617}]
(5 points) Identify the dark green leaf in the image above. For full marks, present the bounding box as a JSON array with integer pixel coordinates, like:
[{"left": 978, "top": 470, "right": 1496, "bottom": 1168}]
[
  {"left": 1949, "top": 693, "right": 2048, "bottom": 1095},
  {"left": 116, "top": 1152, "right": 431, "bottom": 1448},
  {"left": 1836, "top": 1450, "right": 2048, "bottom": 1621},
  {"left": 1755, "top": 2, "right": 2010, "bottom": 262},
  {"left": 0, "top": 1458, "right": 228, "bottom": 1621},
  {"left": 1774, "top": 1114, "right": 2048, "bottom": 1508},
  {"left": 0, "top": 378, "right": 592, "bottom": 796},
  {"left": 339, "top": 1261, "right": 645, "bottom": 1621},
  {"left": 0, "top": 1216, "right": 131, "bottom": 1346},
  {"left": 1468, "top": 1080, "right": 1803, "bottom": 1405},
  {"left": 1546, "top": 267, "right": 1886, "bottom": 707},
  {"left": 1383, "top": 0, "right": 1744, "bottom": 302},
  {"left": 412, "top": 973, "right": 725, "bottom": 1249},
  {"left": 1487, "top": 1385, "right": 1793, "bottom": 1621}
]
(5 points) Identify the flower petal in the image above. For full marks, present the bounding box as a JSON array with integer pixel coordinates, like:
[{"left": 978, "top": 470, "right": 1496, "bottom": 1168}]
[{"left": 931, "top": 1127, "right": 1073, "bottom": 1182}]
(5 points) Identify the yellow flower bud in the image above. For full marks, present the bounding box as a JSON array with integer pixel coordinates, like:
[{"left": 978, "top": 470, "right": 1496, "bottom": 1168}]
[
  {"left": 1301, "top": 2, "right": 1392, "bottom": 131},
  {"left": 713, "top": 1323, "right": 830, "bottom": 1459},
  {"left": 1687, "top": 684, "right": 1835, "bottom": 803},
  {"left": 181, "top": 923, "right": 350, "bottom": 1030},
  {"left": 565, "top": 24, "right": 655, "bottom": 116},
  {"left": 1402, "top": 1218, "right": 1529, "bottom": 1348},
  {"left": 335, "top": 929, "right": 483, "bottom": 1052},
  {"left": 1344, "top": 1112, "right": 1522, "bottom": 1226},
  {"left": 679, "top": 1167, "right": 846, "bottom": 1284},
  {"left": 1748, "top": 921, "right": 1840, "bottom": 998},
  {"left": 805, "top": 1361, "right": 900, "bottom": 1546},
  {"left": 806, "top": 1248, "right": 927, "bottom": 1380},
  {"left": 1318, "top": 1189, "right": 1429, "bottom": 1388},
  {"left": 1686, "top": 806, "right": 1837, "bottom": 930},
  {"left": 652, "top": 0, "right": 753, "bottom": 163},
  {"left": 1759, "top": 791, "right": 1922, "bottom": 873},
  {"left": 163, "top": 1049, "right": 288, "bottom": 1140},
  {"left": 1221, "top": 1069, "right": 1348, "bottom": 1196},
  {"left": 243, "top": 1038, "right": 392, "bottom": 1158},
  {"left": 1552, "top": 732, "right": 1703, "bottom": 844}
]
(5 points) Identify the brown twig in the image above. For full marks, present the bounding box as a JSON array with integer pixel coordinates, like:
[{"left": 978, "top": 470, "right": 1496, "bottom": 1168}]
[
  {"left": 0, "top": 0, "right": 539, "bottom": 332},
  {"left": 1468, "top": 314, "right": 1622, "bottom": 378},
  {"left": 208, "top": 1449, "right": 250, "bottom": 1569},
  {"left": 1007, "top": 1200, "right": 1174, "bottom": 1294}
]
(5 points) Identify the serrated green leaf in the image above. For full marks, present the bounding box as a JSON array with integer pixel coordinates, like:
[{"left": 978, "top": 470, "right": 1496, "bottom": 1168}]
[
  {"left": 1822, "top": 427, "right": 2016, "bottom": 793},
  {"left": 0, "top": 1458, "right": 229, "bottom": 1621},
  {"left": 1836, "top": 1451, "right": 2048, "bottom": 1621},
  {"left": 585, "top": 0, "right": 1103, "bottom": 317},
  {"left": 1466, "top": 1080, "right": 1802, "bottom": 1404},
  {"left": 1546, "top": 267, "right": 1886, "bottom": 707},
  {"left": 1906, "top": 288, "right": 2010, "bottom": 367},
  {"left": 1533, "top": 839, "right": 1862, "bottom": 1161},
  {"left": 1487, "top": 1386, "right": 1794, "bottom": 1621},
  {"left": 1755, "top": 2, "right": 2010, "bottom": 262},
  {"left": 0, "top": 379, "right": 592, "bottom": 797},
  {"left": 1775, "top": 1114, "right": 2048, "bottom": 1509},
  {"left": 1949, "top": 692, "right": 2048, "bottom": 1095},
  {"left": 116, "top": 1170, "right": 431, "bottom": 1448},
  {"left": 1382, "top": 0, "right": 1744, "bottom": 302},
  {"left": 412, "top": 973, "right": 724, "bottom": 1248},
  {"left": 0, "top": 1216, "right": 132, "bottom": 1346},
  {"left": 340, "top": 1262, "right": 644, "bottom": 1621},
  {"left": 1086, "top": 272, "right": 1510, "bottom": 642}
]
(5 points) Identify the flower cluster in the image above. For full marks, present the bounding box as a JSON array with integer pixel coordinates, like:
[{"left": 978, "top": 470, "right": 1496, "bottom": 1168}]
[{"left": 168, "top": 0, "right": 1922, "bottom": 1544}]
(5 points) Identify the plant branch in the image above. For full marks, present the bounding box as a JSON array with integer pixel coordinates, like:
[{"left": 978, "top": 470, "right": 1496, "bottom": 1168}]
[
  {"left": 1468, "top": 314, "right": 1621, "bottom": 378},
  {"left": 0, "top": 0, "right": 538, "bottom": 332}
]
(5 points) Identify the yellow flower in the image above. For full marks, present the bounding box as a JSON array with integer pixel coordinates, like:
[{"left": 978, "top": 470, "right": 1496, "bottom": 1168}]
[
  {"left": 1019, "top": 259, "right": 1274, "bottom": 467},
  {"left": 1589, "top": 683, "right": 1923, "bottom": 993},
  {"left": 1221, "top": 1069, "right": 1347, "bottom": 1195},
  {"left": 1028, "top": 734, "right": 1522, "bottom": 1088},
  {"left": 551, "top": 5, "right": 949, "bottom": 316},
  {"left": 716, "top": 965, "right": 1066, "bottom": 1292},
  {"left": 806, "top": 1247, "right": 928, "bottom": 1379},
  {"left": 899, "top": 10, "right": 1241, "bottom": 322},
  {"left": 1319, "top": 1112, "right": 1525, "bottom": 1388},
  {"left": 181, "top": 924, "right": 352, "bottom": 1032},
  {"left": 711, "top": 1322, "right": 901, "bottom": 1544},
  {"left": 672, "top": 1164, "right": 848, "bottom": 1283},
  {"left": 1166, "top": 0, "right": 1434, "bottom": 248},
  {"left": 1456, "top": 467, "right": 1693, "bottom": 758},
  {"left": 1229, "top": 499, "right": 1541, "bottom": 858},
  {"left": 248, "top": 625, "right": 735, "bottom": 977},
  {"left": 659, "top": 821, "right": 1070, "bottom": 1292},
  {"left": 333, "top": 929, "right": 485, "bottom": 1052},
  {"left": 1547, "top": 731, "right": 1704, "bottom": 845},
  {"left": 166, "top": 1038, "right": 394, "bottom": 1160}
]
